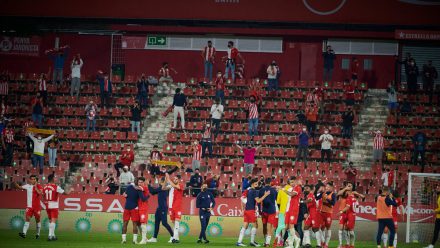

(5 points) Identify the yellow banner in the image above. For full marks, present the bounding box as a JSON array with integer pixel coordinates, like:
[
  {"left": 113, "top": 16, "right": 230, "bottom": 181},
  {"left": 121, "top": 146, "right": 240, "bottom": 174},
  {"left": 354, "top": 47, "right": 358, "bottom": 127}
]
[
  {"left": 27, "top": 128, "right": 56, "bottom": 135},
  {"left": 151, "top": 160, "right": 181, "bottom": 167}
]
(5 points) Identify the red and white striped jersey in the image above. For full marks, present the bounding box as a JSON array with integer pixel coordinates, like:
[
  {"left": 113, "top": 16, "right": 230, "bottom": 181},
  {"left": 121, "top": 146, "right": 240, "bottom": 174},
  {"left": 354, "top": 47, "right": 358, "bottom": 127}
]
[
  {"left": 37, "top": 79, "right": 47, "bottom": 91},
  {"left": 168, "top": 182, "right": 184, "bottom": 209},
  {"left": 159, "top": 67, "right": 170, "bottom": 77},
  {"left": 202, "top": 127, "right": 212, "bottom": 140},
  {"left": 22, "top": 184, "right": 43, "bottom": 209},
  {"left": 150, "top": 150, "right": 163, "bottom": 161},
  {"left": 193, "top": 144, "right": 202, "bottom": 161},
  {"left": 0, "top": 81, "right": 8, "bottom": 95},
  {"left": 373, "top": 133, "right": 384, "bottom": 149},
  {"left": 215, "top": 77, "right": 225, "bottom": 90},
  {"left": 248, "top": 102, "right": 258, "bottom": 119},
  {"left": 2, "top": 128, "right": 14, "bottom": 143},
  {"left": 43, "top": 183, "right": 65, "bottom": 209},
  {"left": 204, "top": 46, "right": 216, "bottom": 62}
]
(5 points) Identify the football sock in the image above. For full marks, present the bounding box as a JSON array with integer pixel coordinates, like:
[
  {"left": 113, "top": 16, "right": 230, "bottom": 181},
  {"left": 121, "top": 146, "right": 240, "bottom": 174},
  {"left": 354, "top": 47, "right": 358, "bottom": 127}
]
[
  {"left": 238, "top": 227, "right": 246, "bottom": 243},
  {"left": 325, "top": 229, "right": 331, "bottom": 245},
  {"left": 394, "top": 233, "right": 398, "bottom": 248},
  {"left": 338, "top": 230, "right": 343, "bottom": 245},
  {"left": 22, "top": 222, "right": 30, "bottom": 235},
  {"left": 265, "top": 235, "right": 272, "bottom": 245},
  {"left": 173, "top": 221, "right": 180, "bottom": 240},
  {"left": 122, "top": 234, "right": 127, "bottom": 242},
  {"left": 382, "top": 233, "right": 389, "bottom": 248},
  {"left": 303, "top": 230, "right": 311, "bottom": 245},
  {"left": 36, "top": 222, "right": 41, "bottom": 235},
  {"left": 141, "top": 224, "right": 147, "bottom": 241},
  {"left": 133, "top": 234, "right": 138, "bottom": 242},
  {"left": 49, "top": 223, "right": 56, "bottom": 237},
  {"left": 349, "top": 230, "right": 355, "bottom": 246},
  {"left": 315, "top": 230, "right": 322, "bottom": 245},
  {"left": 250, "top": 227, "right": 257, "bottom": 243}
]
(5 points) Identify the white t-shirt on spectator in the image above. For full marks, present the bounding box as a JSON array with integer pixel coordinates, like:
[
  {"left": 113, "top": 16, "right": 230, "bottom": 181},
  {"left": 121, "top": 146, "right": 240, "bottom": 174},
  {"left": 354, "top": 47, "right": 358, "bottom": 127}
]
[
  {"left": 319, "top": 133, "right": 334, "bottom": 150},
  {"left": 210, "top": 104, "right": 224, "bottom": 120},
  {"left": 381, "top": 172, "right": 389, "bottom": 186}
]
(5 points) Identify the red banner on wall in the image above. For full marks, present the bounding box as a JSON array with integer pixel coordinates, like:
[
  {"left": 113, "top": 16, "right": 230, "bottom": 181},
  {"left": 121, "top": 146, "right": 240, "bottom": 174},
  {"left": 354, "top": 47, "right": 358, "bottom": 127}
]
[
  {"left": 395, "top": 30, "right": 440, "bottom": 41},
  {"left": 0, "top": 36, "right": 41, "bottom": 57},
  {"left": 0, "top": 191, "right": 436, "bottom": 223}
]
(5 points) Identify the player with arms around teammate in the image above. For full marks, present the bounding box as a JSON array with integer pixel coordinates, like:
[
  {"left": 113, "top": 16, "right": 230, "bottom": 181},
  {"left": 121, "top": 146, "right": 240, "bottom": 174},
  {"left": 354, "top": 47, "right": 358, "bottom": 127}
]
[
  {"left": 122, "top": 177, "right": 149, "bottom": 244},
  {"left": 259, "top": 177, "right": 278, "bottom": 247},
  {"left": 303, "top": 184, "right": 322, "bottom": 248},
  {"left": 237, "top": 178, "right": 271, "bottom": 247},
  {"left": 319, "top": 182, "right": 337, "bottom": 248},
  {"left": 43, "top": 174, "right": 68, "bottom": 241},
  {"left": 137, "top": 177, "right": 151, "bottom": 244},
  {"left": 376, "top": 187, "right": 397, "bottom": 248},
  {"left": 166, "top": 173, "right": 185, "bottom": 243},
  {"left": 196, "top": 183, "right": 216, "bottom": 244},
  {"left": 15, "top": 175, "right": 43, "bottom": 239},
  {"left": 339, "top": 182, "right": 365, "bottom": 248},
  {"left": 283, "top": 177, "right": 302, "bottom": 248},
  {"left": 147, "top": 177, "right": 174, "bottom": 243}
]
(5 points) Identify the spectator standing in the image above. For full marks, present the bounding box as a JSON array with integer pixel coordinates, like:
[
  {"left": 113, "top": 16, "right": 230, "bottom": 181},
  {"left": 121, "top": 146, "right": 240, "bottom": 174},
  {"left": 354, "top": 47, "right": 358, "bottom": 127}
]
[
  {"left": 105, "top": 177, "right": 119, "bottom": 195},
  {"left": 341, "top": 108, "right": 355, "bottom": 139},
  {"left": 149, "top": 145, "right": 163, "bottom": 177},
  {"left": 246, "top": 96, "right": 259, "bottom": 137},
  {"left": 235, "top": 142, "right": 262, "bottom": 175},
  {"left": 343, "top": 79, "right": 355, "bottom": 107},
  {"left": 214, "top": 71, "right": 225, "bottom": 104},
  {"left": 351, "top": 57, "right": 360, "bottom": 83},
  {"left": 406, "top": 59, "right": 419, "bottom": 94},
  {"left": 323, "top": 45, "right": 336, "bottom": 82},
  {"left": 296, "top": 110, "right": 306, "bottom": 125},
  {"left": 0, "top": 74, "right": 9, "bottom": 102},
  {"left": 387, "top": 82, "right": 398, "bottom": 116},
  {"left": 413, "top": 131, "right": 427, "bottom": 170},
  {"left": 422, "top": 60, "right": 438, "bottom": 103},
  {"left": 97, "top": 71, "right": 112, "bottom": 108},
  {"left": 344, "top": 162, "right": 358, "bottom": 184},
  {"left": 114, "top": 147, "right": 135, "bottom": 177},
  {"left": 399, "top": 95, "right": 412, "bottom": 114},
  {"left": 172, "top": 88, "right": 186, "bottom": 129},
  {"left": 31, "top": 93, "right": 44, "bottom": 128},
  {"left": 201, "top": 123, "right": 213, "bottom": 158},
  {"left": 371, "top": 130, "right": 384, "bottom": 165},
  {"left": 210, "top": 98, "right": 224, "bottom": 139},
  {"left": 202, "top": 41, "right": 216, "bottom": 82},
  {"left": 47, "top": 134, "right": 58, "bottom": 167},
  {"left": 70, "top": 54, "right": 83, "bottom": 98},
  {"left": 222, "top": 41, "right": 244, "bottom": 81},
  {"left": 189, "top": 168, "right": 203, "bottom": 196},
  {"left": 242, "top": 175, "right": 252, "bottom": 191},
  {"left": 1, "top": 122, "right": 14, "bottom": 166},
  {"left": 37, "top": 73, "right": 48, "bottom": 105},
  {"left": 130, "top": 101, "right": 142, "bottom": 135},
  {"left": 158, "top": 62, "right": 177, "bottom": 96},
  {"left": 205, "top": 175, "right": 220, "bottom": 197},
  {"left": 23, "top": 119, "right": 35, "bottom": 159},
  {"left": 306, "top": 105, "right": 318, "bottom": 140},
  {"left": 381, "top": 167, "right": 394, "bottom": 187},
  {"left": 266, "top": 61, "right": 280, "bottom": 94},
  {"left": 118, "top": 165, "right": 134, "bottom": 194},
  {"left": 196, "top": 183, "right": 216, "bottom": 244},
  {"left": 319, "top": 129, "right": 334, "bottom": 164},
  {"left": 45, "top": 45, "right": 70, "bottom": 85},
  {"left": 137, "top": 74, "right": 149, "bottom": 108},
  {"left": 85, "top": 100, "right": 98, "bottom": 132},
  {"left": 28, "top": 132, "right": 54, "bottom": 174},
  {"left": 191, "top": 140, "right": 203, "bottom": 171},
  {"left": 305, "top": 88, "right": 320, "bottom": 107},
  {"left": 296, "top": 127, "right": 309, "bottom": 166}
]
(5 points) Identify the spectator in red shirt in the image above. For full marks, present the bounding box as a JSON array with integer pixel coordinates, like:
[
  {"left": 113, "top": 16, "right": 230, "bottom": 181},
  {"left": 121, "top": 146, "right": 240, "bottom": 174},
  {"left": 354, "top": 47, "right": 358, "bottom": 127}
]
[
  {"left": 1, "top": 122, "right": 14, "bottom": 166},
  {"left": 191, "top": 140, "right": 202, "bottom": 172},
  {"left": 222, "top": 41, "right": 244, "bottom": 81},
  {"left": 344, "top": 162, "right": 358, "bottom": 184},
  {"left": 37, "top": 72, "right": 48, "bottom": 106},
  {"left": 351, "top": 57, "right": 360, "bottom": 83},
  {"left": 114, "top": 147, "right": 135, "bottom": 177},
  {"left": 344, "top": 79, "right": 355, "bottom": 107},
  {"left": 205, "top": 175, "right": 220, "bottom": 197},
  {"left": 31, "top": 93, "right": 44, "bottom": 128},
  {"left": 214, "top": 71, "right": 225, "bottom": 104}
]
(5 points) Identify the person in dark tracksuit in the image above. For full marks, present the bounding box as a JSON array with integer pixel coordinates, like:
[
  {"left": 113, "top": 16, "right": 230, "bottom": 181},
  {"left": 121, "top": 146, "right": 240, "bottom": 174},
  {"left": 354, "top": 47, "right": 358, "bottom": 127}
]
[
  {"left": 196, "top": 183, "right": 216, "bottom": 244},
  {"left": 147, "top": 177, "right": 174, "bottom": 243},
  {"left": 295, "top": 195, "right": 308, "bottom": 246}
]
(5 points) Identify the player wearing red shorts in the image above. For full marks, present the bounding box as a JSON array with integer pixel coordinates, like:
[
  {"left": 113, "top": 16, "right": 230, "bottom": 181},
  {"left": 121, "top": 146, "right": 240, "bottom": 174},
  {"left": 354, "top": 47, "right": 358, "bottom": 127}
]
[
  {"left": 237, "top": 178, "right": 271, "bottom": 247},
  {"left": 319, "top": 182, "right": 337, "bottom": 248},
  {"left": 43, "top": 174, "right": 67, "bottom": 241},
  {"left": 259, "top": 177, "right": 278, "bottom": 247},
  {"left": 339, "top": 183, "right": 365, "bottom": 248},
  {"left": 122, "top": 177, "right": 149, "bottom": 244},
  {"left": 15, "top": 175, "right": 43, "bottom": 239},
  {"left": 337, "top": 183, "right": 350, "bottom": 248},
  {"left": 303, "top": 184, "right": 323, "bottom": 248},
  {"left": 166, "top": 173, "right": 184, "bottom": 243},
  {"left": 137, "top": 179, "right": 151, "bottom": 244},
  {"left": 283, "top": 177, "right": 302, "bottom": 248},
  {"left": 382, "top": 191, "right": 404, "bottom": 248}
]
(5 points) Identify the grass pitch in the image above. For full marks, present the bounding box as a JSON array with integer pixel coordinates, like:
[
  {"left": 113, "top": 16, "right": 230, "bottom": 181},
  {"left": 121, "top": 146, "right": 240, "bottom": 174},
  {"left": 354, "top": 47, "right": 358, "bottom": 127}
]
[{"left": 0, "top": 229, "right": 431, "bottom": 248}]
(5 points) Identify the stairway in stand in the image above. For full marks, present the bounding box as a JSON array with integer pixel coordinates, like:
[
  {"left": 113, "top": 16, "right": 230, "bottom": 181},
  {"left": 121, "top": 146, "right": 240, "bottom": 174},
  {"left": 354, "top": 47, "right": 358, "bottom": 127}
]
[
  {"left": 348, "top": 89, "right": 388, "bottom": 170},
  {"left": 134, "top": 83, "right": 179, "bottom": 165}
]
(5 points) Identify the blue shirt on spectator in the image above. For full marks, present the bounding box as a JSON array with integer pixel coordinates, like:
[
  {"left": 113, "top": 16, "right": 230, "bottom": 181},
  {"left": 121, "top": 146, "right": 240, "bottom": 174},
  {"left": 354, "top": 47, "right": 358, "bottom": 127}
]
[
  {"left": 299, "top": 132, "right": 309, "bottom": 146},
  {"left": 172, "top": 93, "right": 187, "bottom": 107}
]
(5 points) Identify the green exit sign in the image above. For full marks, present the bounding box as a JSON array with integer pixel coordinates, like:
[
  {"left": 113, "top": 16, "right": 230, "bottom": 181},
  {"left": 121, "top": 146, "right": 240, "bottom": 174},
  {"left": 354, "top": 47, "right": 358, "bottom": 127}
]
[{"left": 148, "top": 35, "right": 167, "bottom": 46}]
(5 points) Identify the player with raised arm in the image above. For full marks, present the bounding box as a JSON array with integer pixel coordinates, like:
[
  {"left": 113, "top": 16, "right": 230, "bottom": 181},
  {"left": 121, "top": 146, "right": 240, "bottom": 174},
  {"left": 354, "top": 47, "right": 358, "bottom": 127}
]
[
  {"left": 147, "top": 177, "right": 174, "bottom": 243},
  {"left": 43, "top": 174, "right": 68, "bottom": 241},
  {"left": 339, "top": 182, "right": 365, "bottom": 248},
  {"left": 237, "top": 178, "right": 270, "bottom": 247},
  {"left": 303, "top": 184, "right": 322, "bottom": 248},
  {"left": 15, "top": 175, "right": 43, "bottom": 239},
  {"left": 137, "top": 178, "right": 151, "bottom": 244},
  {"left": 283, "top": 177, "right": 302, "bottom": 248},
  {"left": 337, "top": 183, "right": 350, "bottom": 248},
  {"left": 320, "top": 182, "right": 337, "bottom": 248},
  {"left": 166, "top": 173, "right": 184, "bottom": 244},
  {"left": 121, "top": 177, "right": 149, "bottom": 244}
]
